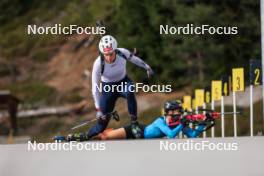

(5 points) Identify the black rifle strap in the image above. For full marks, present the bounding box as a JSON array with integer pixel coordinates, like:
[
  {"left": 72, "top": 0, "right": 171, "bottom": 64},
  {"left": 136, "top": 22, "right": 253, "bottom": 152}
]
[{"left": 100, "top": 49, "right": 133, "bottom": 74}]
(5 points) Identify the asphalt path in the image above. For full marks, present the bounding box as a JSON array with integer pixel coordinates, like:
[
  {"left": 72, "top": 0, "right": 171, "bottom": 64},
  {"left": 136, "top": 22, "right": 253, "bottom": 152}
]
[{"left": 0, "top": 137, "right": 263, "bottom": 176}]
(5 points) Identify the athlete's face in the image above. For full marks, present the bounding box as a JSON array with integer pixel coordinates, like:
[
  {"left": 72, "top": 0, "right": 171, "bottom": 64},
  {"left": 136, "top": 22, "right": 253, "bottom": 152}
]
[
  {"left": 166, "top": 109, "right": 181, "bottom": 125},
  {"left": 104, "top": 51, "right": 116, "bottom": 63}
]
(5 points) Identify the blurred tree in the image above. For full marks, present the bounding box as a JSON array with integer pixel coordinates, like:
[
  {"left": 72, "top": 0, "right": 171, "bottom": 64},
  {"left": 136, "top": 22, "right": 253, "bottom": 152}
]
[
  {"left": 111, "top": 0, "right": 260, "bottom": 89},
  {"left": 0, "top": 0, "right": 261, "bottom": 89}
]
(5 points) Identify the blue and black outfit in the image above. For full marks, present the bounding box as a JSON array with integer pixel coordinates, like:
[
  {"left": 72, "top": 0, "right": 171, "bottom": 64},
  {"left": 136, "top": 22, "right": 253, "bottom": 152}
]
[{"left": 124, "top": 116, "right": 207, "bottom": 139}]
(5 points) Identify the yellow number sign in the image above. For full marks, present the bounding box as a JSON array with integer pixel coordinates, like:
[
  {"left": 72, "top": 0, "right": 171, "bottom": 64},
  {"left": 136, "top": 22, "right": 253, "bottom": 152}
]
[
  {"left": 250, "top": 60, "right": 262, "bottom": 86},
  {"left": 222, "top": 75, "right": 230, "bottom": 96},
  {"left": 232, "top": 68, "right": 244, "bottom": 92},
  {"left": 192, "top": 98, "right": 196, "bottom": 110},
  {"left": 183, "top": 96, "right": 191, "bottom": 111},
  {"left": 161, "top": 108, "right": 164, "bottom": 115},
  {"left": 254, "top": 69, "right": 261, "bottom": 85},
  {"left": 205, "top": 87, "right": 211, "bottom": 103},
  {"left": 211, "top": 80, "right": 222, "bottom": 101},
  {"left": 195, "top": 89, "right": 204, "bottom": 107}
]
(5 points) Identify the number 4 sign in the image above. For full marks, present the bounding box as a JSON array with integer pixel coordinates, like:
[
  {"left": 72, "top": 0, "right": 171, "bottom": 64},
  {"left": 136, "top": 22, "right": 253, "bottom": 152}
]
[{"left": 222, "top": 75, "right": 230, "bottom": 96}]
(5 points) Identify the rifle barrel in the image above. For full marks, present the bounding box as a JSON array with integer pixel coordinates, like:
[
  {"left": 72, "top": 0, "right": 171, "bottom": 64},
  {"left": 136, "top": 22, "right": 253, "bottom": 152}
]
[{"left": 221, "top": 112, "right": 241, "bottom": 115}]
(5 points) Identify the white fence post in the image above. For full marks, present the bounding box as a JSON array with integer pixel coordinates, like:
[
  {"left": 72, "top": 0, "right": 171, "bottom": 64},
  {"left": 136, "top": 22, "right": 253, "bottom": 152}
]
[
  {"left": 221, "top": 96, "right": 225, "bottom": 137},
  {"left": 233, "top": 91, "right": 237, "bottom": 137},
  {"left": 211, "top": 100, "right": 215, "bottom": 138}
]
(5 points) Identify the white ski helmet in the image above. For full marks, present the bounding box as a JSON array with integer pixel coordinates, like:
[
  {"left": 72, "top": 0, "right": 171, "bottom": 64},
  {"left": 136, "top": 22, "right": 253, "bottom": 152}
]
[{"left": 98, "top": 35, "right": 117, "bottom": 54}]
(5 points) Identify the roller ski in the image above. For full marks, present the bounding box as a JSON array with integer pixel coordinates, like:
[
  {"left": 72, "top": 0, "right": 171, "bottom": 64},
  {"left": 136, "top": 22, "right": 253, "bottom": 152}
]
[
  {"left": 54, "top": 132, "right": 89, "bottom": 142},
  {"left": 53, "top": 111, "right": 120, "bottom": 142}
]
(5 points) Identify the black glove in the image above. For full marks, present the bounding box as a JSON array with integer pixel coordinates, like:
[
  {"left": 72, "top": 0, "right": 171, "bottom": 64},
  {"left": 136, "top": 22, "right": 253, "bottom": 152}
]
[
  {"left": 180, "top": 116, "right": 189, "bottom": 126},
  {"left": 205, "top": 113, "right": 214, "bottom": 122},
  {"left": 131, "top": 120, "right": 143, "bottom": 139},
  {"left": 96, "top": 113, "right": 110, "bottom": 123}
]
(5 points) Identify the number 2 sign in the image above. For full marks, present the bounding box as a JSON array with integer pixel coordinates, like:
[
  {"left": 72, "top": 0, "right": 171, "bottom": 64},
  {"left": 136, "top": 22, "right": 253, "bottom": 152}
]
[{"left": 250, "top": 60, "right": 262, "bottom": 86}]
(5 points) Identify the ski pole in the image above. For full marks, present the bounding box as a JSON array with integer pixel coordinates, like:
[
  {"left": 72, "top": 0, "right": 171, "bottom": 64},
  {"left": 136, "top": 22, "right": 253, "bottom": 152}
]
[
  {"left": 71, "top": 111, "right": 119, "bottom": 130},
  {"left": 71, "top": 118, "right": 97, "bottom": 130}
]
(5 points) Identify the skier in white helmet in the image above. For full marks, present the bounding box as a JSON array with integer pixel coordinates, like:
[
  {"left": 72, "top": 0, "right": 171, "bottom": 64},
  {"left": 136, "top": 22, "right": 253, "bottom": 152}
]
[{"left": 87, "top": 35, "right": 154, "bottom": 139}]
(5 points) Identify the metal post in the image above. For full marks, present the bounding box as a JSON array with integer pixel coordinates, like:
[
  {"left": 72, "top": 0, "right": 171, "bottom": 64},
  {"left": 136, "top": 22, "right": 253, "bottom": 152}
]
[
  {"left": 250, "top": 85, "right": 254, "bottom": 137},
  {"left": 195, "top": 106, "right": 200, "bottom": 138},
  {"left": 261, "top": 0, "right": 264, "bottom": 132},
  {"left": 221, "top": 96, "right": 225, "bottom": 137},
  {"left": 195, "top": 106, "right": 198, "bottom": 114},
  {"left": 179, "top": 132, "right": 183, "bottom": 139},
  {"left": 211, "top": 100, "right": 215, "bottom": 138},
  {"left": 233, "top": 91, "right": 237, "bottom": 137},
  {"left": 189, "top": 107, "right": 196, "bottom": 131},
  {"left": 203, "top": 103, "right": 206, "bottom": 138}
]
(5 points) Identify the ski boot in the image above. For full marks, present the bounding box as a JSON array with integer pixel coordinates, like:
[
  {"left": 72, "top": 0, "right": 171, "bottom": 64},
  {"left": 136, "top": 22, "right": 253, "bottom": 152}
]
[
  {"left": 54, "top": 135, "right": 66, "bottom": 141},
  {"left": 66, "top": 132, "right": 89, "bottom": 142}
]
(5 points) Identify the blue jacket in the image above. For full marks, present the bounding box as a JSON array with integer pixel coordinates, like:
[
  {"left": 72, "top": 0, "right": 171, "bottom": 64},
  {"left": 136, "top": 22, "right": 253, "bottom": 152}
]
[
  {"left": 144, "top": 116, "right": 206, "bottom": 139},
  {"left": 144, "top": 117, "right": 184, "bottom": 138}
]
